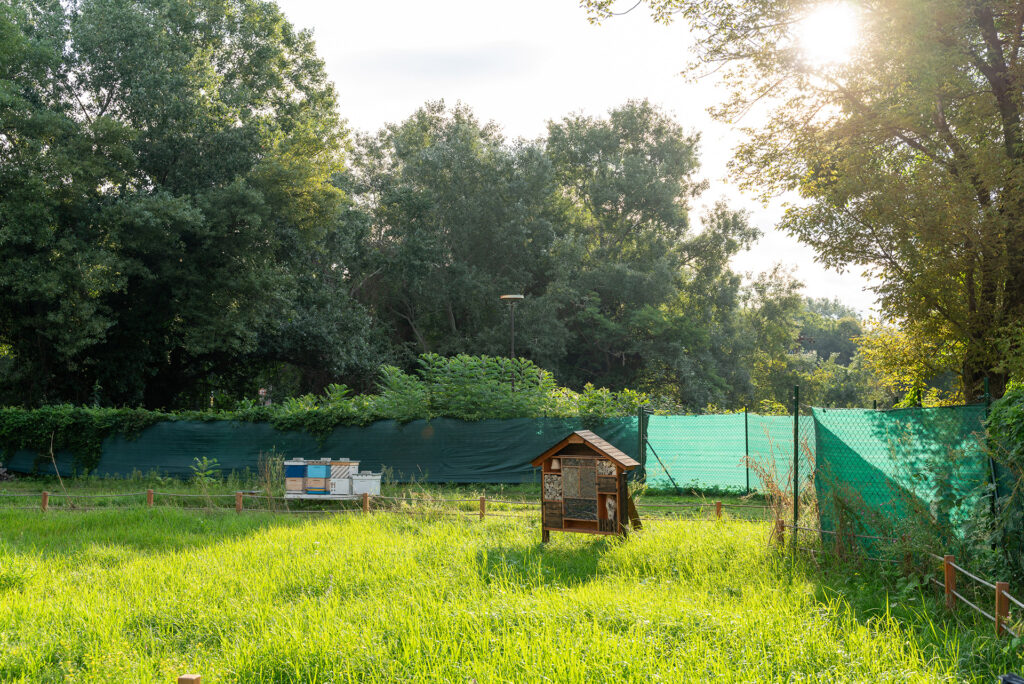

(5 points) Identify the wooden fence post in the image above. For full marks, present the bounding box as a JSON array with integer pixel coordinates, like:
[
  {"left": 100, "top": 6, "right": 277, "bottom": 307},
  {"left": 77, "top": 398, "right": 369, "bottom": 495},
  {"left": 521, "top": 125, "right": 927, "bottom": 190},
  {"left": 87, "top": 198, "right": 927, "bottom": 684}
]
[
  {"left": 996, "top": 581, "right": 1010, "bottom": 636},
  {"left": 715, "top": 501, "right": 722, "bottom": 519},
  {"left": 177, "top": 675, "right": 201, "bottom": 684},
  {"left": 943, "top": 555, "right": 956, "bottom": 610},
  {"left": 41, "top": 491, "right": 49, "bottom": 512},
  {"left": 235, "top": 492, "right": 243, "bottom": 513},
  {"left": 362, "top": 492, "right": 369, "bottom": 514},
  {"left": 479, "top": 496, "right": 486, "bottom": 521},
  {"left": 146, "top": 489, "right": 154, "bottom": 507}
]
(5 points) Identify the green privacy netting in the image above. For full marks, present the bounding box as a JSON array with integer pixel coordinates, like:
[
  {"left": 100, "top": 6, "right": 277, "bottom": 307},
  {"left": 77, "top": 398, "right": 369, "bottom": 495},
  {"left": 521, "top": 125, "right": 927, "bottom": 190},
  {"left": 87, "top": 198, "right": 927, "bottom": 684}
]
[
  {"left": 643, "top": 413, "right": 815, "bottom": 492},
  {"left": 3, "top": 417, "right": 640, "bottom": 483},
  {"left": 813, "top": 405, "right": 990, "bottom": 540}
]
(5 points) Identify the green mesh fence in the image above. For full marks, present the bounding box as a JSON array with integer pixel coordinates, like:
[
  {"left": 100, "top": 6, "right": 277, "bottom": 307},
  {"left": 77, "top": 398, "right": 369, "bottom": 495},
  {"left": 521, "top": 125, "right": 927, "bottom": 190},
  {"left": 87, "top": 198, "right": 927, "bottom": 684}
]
[
  {"left": 813, "top": 405, "right": 990, "bottom": 541},
  {"left": 643, "top": 413, "right": 815, "bottom": 493},
  {"left": 3, "top": 417, "right": 640, "bottom": 483}
]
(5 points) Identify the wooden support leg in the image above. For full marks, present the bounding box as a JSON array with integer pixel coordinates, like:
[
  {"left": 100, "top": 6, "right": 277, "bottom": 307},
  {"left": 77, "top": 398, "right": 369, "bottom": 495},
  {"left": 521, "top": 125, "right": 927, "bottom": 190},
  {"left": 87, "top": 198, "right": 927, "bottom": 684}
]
[{"left": 542, "top": 529, "right": 550, "bottom": 544}]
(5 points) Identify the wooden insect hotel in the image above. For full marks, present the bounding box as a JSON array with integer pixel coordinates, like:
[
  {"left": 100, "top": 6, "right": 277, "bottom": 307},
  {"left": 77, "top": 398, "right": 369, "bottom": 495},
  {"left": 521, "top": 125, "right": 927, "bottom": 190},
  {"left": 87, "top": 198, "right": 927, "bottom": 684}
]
[{"left": 531, "top": 430, "right": 641, "bottom": 541}]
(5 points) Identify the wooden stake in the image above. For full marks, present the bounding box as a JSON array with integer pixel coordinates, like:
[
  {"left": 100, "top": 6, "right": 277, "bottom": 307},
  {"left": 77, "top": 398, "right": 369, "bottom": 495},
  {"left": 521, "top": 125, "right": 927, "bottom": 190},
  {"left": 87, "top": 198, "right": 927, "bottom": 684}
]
[
  {"left": 362, "top": 492, "right": 369, "bottom": 514},
  {"left": 41, "top": 491, "right": 49, "bottom": 512},
  {"left": 479, "top": 496, "right": 486, "bottom": 521},
  {"left": 146, "top": 489, "right": 154, "bottom": 507},
  {"left": 541, "top": 529, "right": 550, "bottom": 544},
  {"left": 774, "top": 519, "right": 785, "bottom": 547},
  {"left": 943, "top": 555, "right": 956, "bottom": 610},
  {"left": 627, "top": 496, "right": 642, "bottom": 530},
  {"left": 235, "top": 492, "right": 243, "bottom": 513},
  {"left": 177, "top": 676, "right": 201, "bottom": 684},
  {"left": 715, "top": 501, "right": 722, "bottom": 519},
  {"left": 996, "top": 581, "right": 1010, "bottom": 636}
]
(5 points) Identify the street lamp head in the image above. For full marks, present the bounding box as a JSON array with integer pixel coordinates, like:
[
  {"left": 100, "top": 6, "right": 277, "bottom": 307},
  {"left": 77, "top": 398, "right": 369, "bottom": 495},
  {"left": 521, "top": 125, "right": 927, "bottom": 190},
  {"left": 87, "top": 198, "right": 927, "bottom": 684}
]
[{"left": 500, "top": 294, "right": 524, "bottom": 301}]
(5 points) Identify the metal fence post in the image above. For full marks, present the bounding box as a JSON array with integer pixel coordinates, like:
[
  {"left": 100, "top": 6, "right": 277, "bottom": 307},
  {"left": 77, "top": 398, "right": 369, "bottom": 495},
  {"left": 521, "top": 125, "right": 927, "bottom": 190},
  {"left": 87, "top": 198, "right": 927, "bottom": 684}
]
[
  {"left": 744, "top": 407, "right": 750, "bottom": 495},
  {"left": 792, "top": 385, "right": 799, "bottom": 552},
  {"left": 985, "top": 377, "right": 998, "bottom": 519}
]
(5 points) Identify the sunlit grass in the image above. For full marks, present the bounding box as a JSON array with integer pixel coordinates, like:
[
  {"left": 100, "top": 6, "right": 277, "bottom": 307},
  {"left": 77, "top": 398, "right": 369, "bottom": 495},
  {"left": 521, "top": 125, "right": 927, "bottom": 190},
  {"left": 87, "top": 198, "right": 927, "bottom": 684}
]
[{"left": 0, "top": 509, "right": 1017, "bottom": 682}]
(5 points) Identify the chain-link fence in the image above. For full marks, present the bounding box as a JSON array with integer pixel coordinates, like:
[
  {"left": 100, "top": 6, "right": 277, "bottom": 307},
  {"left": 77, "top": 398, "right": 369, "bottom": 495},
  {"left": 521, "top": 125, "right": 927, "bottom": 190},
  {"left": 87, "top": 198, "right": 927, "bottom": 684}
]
[{"left": 641, "top": 391, "right": 994, "bottom": 544}]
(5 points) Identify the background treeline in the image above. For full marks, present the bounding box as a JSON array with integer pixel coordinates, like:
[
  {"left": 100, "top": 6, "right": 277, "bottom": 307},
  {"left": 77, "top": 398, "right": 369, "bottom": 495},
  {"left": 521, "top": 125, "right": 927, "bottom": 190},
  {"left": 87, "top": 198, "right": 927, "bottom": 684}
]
[{"left": 1, "top": 0, "right": 887, "bottom": 413}]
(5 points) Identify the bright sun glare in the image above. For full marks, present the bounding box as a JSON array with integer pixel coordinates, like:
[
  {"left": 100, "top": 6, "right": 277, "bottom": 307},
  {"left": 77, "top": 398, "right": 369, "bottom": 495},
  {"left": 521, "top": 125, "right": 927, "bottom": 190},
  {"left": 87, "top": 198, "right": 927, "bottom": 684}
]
[{"left": 797, "top": 3, "right": 860, "bottom": 66}]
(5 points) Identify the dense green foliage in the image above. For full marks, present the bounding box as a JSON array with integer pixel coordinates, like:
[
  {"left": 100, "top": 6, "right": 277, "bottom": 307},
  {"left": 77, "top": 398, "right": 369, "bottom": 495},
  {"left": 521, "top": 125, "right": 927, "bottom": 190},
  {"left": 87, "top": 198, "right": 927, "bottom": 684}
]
[
  {"left": 0, "top": 0, "right": 877, "bottom": 413},
  {"left": 0, "top": 508, "right": 1017, "bottom": 681},
  {"left": 987, "top": 383, "right": 1024, "bottom": 582},
  {"left": 0, "top": 354, "right": 646, "bottom": 470},
  {"left": 584, "top": 0, "right": 1024, "bottom": 400}
]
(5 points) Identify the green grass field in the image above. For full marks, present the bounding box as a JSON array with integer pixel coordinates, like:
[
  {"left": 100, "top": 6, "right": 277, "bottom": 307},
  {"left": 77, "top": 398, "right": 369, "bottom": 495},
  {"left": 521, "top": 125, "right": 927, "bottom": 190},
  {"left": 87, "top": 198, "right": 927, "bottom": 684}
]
[{"left": 0, "top": 500, "right": 1020, "bottom": 682}]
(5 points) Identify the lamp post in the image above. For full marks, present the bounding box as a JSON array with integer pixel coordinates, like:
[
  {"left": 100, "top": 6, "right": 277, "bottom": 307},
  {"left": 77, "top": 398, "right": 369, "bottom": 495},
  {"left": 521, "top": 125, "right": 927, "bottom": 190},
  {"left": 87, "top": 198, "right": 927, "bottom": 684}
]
[{"left": 500, "top": 294, "right": 524, "bottom": 390}]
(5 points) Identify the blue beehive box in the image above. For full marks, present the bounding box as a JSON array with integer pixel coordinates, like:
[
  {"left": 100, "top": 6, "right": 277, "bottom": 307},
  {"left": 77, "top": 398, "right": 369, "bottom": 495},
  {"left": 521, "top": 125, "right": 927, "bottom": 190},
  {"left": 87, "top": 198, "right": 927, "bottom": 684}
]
[
  {"left": 284, "top": 463, "right": 306, "bottom": 478},
  {"left": 307, "top": 464, "right": 329, "bottom": 479}
]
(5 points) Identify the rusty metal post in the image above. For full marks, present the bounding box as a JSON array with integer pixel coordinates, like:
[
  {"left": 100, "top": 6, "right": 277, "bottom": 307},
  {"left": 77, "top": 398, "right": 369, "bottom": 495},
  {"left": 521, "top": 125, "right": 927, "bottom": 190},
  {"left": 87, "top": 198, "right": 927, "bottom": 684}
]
[
  {"left": 996, "top": 581, "right": 1010, "bottom": 636},
  {"left": 944, "top": 555, "right": 956, "bottom": 610}
]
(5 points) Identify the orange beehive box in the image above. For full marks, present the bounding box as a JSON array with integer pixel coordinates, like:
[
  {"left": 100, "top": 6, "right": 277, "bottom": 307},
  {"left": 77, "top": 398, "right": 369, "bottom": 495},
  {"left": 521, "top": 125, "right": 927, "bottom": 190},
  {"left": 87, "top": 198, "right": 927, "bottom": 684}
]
[{"left": 285, "top": 477, "right": 304, "bottom": 491}]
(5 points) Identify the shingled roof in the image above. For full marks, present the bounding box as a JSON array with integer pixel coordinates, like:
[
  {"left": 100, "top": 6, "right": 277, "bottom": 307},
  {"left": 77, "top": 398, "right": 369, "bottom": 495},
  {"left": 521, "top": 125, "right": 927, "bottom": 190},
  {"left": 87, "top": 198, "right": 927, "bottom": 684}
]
[{"left": 530, "top": 429, "right": 640, "bottom": 470}]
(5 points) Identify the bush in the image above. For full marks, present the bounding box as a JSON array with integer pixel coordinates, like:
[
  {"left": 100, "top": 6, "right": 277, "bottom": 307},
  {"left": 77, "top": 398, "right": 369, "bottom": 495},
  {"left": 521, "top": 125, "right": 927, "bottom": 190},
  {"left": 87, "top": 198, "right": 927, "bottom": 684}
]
[{"left": 0, "top": 354, "right": 647, "bottom": 472}]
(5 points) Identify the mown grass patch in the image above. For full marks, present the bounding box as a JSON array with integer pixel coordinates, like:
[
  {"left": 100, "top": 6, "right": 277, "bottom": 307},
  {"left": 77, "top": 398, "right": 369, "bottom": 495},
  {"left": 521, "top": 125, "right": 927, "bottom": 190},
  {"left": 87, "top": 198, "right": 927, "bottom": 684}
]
[{"left": 0, "top": 509, "right": 1018, "bottom": 682}]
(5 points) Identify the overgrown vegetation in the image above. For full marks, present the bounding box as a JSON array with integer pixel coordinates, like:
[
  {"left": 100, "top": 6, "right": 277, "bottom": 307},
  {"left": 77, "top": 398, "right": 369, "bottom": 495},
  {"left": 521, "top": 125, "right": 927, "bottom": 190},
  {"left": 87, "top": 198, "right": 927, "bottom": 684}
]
[
  {"left": 0, "top": 354, "right": 646, "bottom": 471},
  {"left": 0, "top": 509, "right": 1016, "bottom": 681}
]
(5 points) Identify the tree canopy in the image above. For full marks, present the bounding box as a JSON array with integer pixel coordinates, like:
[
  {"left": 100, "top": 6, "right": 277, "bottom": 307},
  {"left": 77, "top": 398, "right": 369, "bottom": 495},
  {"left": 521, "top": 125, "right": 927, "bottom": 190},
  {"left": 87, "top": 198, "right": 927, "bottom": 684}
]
[
  {"left": 0, "top": 0, "right": 879, "bottom": 411},
  {"left": 584, "top": 0, "right": 1024, "bottom": 399}
]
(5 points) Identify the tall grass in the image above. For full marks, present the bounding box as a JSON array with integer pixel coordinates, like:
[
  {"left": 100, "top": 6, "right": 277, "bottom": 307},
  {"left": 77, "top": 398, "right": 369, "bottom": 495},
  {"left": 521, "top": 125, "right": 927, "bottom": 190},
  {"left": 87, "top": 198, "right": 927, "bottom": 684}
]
[{"left": 0, "top": 510, "right": 1018, "bottom": 682}]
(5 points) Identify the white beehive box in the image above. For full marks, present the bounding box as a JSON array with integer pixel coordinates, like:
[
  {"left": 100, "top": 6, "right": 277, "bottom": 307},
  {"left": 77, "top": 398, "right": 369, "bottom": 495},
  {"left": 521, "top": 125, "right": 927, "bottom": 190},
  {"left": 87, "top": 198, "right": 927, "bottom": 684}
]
[
  {"left": 329, "top": 478, "right": 352, "bottom": 496},
  {"left": 351, "top": 472, "right": 381, "bottom": 496},
  {"left": 330, "top": 461, "right": 358, "bottom": 479}
]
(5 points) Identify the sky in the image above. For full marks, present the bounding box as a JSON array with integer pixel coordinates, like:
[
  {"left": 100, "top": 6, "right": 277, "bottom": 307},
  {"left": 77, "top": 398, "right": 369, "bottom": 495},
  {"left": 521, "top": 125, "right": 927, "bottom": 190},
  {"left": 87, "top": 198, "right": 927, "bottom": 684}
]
[{"left": 275, "top": 0, "right": 878, "bottom": 314}]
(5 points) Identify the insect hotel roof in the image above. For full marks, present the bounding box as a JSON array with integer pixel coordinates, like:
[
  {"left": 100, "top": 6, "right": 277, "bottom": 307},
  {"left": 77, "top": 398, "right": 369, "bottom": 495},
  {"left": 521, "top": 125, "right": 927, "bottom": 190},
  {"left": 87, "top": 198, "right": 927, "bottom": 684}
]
[{"left": 530, "top": 430, "right": 640, "bottom": 470}]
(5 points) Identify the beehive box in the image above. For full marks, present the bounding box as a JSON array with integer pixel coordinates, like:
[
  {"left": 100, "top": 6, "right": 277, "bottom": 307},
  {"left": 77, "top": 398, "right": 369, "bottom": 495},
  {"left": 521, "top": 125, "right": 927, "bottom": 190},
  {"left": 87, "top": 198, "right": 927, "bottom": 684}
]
[
  {"left": 285, "top": 477, "right": 304, "bottom": 492},
  {"left": 305, "top": 477, "right": 328, "bottom": 490},
  {"left": 284, "top": 461, "right": 306, "bottom": 478},
  {"left": 329, "top": 478, "right": 351, "bottom": 495},
  {"left": 351, "top": 472, "right": 381, "bottom": 496},
  {"left": 330, "top": 461, "right": 358, "bottom": 479},
  {"left": 306, "top": 464, "right": 329, "bottom": 479}
]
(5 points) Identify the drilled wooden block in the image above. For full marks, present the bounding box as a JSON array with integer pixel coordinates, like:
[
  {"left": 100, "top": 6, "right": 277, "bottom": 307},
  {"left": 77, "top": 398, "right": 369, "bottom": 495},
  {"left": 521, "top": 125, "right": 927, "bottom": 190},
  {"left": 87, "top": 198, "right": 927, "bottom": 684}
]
[
  {"left": 562, "top": 457, "right": 591, "bottom": 468},
  {"left": 543, "top": 474, "right": 562, "bottom": 501},
  {"left": 597, "top": 476, "right": 617, "bottom": 494},
  {"left": 596, "top": 460, "right": 616, "bottom": 476},
  {"left": 543, "top": 501, "right": 563, "bottom": 528}
]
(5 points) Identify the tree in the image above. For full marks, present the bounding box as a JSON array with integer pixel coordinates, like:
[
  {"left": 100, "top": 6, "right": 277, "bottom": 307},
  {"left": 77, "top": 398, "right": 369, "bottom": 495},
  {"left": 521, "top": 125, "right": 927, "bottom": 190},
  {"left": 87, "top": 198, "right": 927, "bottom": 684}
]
[
  {"left": 352, "top": 101, "right": 560, "bottom": 364},
  {"left": 541, "top": 101, "right": 758, "bottom": 406},
  {"left": 583, "top": 0, "right": 1024, "bottom": 399},
  {"left": 0, "top": 0, "right": 375, "bottom": 407}
]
